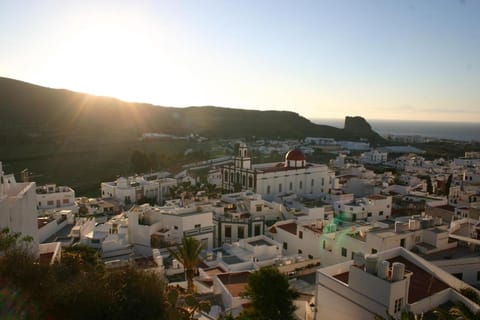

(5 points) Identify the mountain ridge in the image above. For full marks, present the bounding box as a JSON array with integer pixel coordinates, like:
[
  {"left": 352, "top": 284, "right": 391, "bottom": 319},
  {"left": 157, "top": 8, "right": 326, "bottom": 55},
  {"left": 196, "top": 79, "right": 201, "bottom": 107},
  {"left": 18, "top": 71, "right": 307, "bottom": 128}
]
[{"left": 0, "top": 77, "right": 383, "bottom": 142}]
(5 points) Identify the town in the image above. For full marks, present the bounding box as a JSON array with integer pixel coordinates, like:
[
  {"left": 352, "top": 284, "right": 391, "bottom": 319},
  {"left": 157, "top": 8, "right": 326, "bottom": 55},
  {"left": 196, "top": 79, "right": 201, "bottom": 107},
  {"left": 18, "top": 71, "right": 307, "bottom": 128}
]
[{"left": 2, "top": 134, "right": 480, "bottom": 319}]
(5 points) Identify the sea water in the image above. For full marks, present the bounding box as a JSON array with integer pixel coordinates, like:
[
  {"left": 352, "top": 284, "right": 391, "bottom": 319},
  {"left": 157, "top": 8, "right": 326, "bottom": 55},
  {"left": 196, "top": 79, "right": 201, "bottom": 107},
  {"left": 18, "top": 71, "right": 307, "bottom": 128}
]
[{"left": 312, "top": 119, "right": 480, "bottom": 142}]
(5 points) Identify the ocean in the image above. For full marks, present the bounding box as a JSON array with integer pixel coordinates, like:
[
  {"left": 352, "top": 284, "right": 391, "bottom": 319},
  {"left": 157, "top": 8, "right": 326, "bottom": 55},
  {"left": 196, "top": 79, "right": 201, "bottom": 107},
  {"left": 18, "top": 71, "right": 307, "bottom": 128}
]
[{"left": 312, "top": 119, "right": 480, "bottom": 142}]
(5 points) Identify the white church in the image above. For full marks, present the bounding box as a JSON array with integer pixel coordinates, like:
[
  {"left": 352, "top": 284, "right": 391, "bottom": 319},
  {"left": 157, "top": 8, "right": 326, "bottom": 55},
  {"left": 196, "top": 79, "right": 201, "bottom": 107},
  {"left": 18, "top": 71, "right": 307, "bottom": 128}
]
[{"left": 222, "top": 143, "right": 334, "bottom": 199}]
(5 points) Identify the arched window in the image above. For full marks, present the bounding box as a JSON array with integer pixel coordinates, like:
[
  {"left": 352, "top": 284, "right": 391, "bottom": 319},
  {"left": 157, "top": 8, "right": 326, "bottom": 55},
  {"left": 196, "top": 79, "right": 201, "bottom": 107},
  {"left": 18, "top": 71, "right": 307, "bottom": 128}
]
[
  {"left": 248, "top": 176, "right": 253, "bottom": 188},
  {"left": 224, "top": 171, "right": 229, "bottom": 182}
]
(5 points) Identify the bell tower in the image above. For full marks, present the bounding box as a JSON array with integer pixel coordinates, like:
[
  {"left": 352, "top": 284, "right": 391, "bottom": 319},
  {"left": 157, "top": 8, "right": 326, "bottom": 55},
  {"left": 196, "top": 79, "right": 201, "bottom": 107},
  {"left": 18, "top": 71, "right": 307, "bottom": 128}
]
[{"left": 235, "top": 143, "right": 251, "bottom": 169}]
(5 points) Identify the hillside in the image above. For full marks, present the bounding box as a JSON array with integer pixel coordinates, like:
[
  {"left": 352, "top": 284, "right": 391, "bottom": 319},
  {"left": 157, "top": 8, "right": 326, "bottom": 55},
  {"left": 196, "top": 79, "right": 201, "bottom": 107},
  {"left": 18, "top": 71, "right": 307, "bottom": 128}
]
[
  {"left": 0, "top": 77, "right": 382, "bottom": 141},
  {"left": 0, "top": 77, "right": 383, "bottom": 194}
]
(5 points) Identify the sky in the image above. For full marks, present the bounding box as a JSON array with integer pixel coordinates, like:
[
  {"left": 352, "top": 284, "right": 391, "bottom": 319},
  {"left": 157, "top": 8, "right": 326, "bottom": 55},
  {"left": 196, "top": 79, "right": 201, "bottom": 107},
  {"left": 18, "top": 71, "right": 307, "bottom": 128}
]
[{"left": 1, "top": 0, "right": 479, "bottom": 122}]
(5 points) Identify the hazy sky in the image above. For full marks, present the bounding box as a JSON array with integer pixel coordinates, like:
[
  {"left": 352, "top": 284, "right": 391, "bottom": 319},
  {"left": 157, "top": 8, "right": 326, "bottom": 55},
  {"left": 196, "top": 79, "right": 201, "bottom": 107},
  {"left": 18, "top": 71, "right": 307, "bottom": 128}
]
[{"left": 1, "top": 0, "right": 479, "bottom": 122}]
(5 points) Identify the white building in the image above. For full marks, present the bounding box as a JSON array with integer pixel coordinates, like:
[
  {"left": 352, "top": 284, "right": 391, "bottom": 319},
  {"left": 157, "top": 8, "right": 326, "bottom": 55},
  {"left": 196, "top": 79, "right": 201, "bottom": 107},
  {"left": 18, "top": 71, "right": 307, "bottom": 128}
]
[
  {"left": 338, "top": 141, "right": 370, "bottom": 151},
  {"left": 207, "top": 168, "right": 222, "bottom": 187},
  {"left": 360, "top": 149, "right": 388, "bottom": 164},
  {"left": 101, "top": 174, "right": 177, "bottom": 205},
  {"left": 313, "top": 247, "right": 479, "bottom": 319},
  {"left": 334, "top": 194, "right": 393, "bottom": 222},
  {"left": 0, "top": 162, "right": 39, "bottom": 253},
  {"left": 222, "top": 144, "right": 334, "bottom": 200},
  {"left": 305, "top": 137, "right": 337, "bottom": 145},
  {"left": 36, "top": 184, "right": 75, "bottom": 210},
  {"left": 127, "top": 203, "right": 214, "bottom": 256},
  {"left": 214, "top": 191, "right": 282, "bottom": 246}
]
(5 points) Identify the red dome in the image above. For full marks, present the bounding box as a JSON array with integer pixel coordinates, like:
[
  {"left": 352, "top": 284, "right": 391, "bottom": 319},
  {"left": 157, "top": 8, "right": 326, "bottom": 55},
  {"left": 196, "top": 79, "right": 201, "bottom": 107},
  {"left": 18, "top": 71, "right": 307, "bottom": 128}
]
[{"left": 285, "top": 149, "right": 306, "bottom": 161}]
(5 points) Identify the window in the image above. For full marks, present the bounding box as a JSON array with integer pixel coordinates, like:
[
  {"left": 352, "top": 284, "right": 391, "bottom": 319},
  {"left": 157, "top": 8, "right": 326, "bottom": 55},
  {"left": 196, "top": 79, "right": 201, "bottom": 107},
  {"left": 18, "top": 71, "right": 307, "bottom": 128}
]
[
  {"left": 194, "top": 224, "right": 201, "bottom": 229},
  {"left": 394, "top": 298, "right": 403, "bottom": 313},
  {"left": 256, "top": 205, "right": 262, "bottom": 212},
  {"left": 224, "top": 171, "right": 229, "bottom": 182},
  {"left": 248, "top": 176, "right": 253, "bottom": 188},
  {"left": 236, "top": 173, "right": 240, "bottom": 183},
  {"left": 289, "top": 182, "right": 293, "bottom": 191},
  {"left": 230, "top": 173, "right": 234, "bottom": 182},
  {"left": 371, "top": 248, "right": 378, "bottom": 254},
  {"left": 311, "top": 179, "right": 314, "bottom": 186},
  {"left": 278, "top": 184, "right": 282, "bottom": 192},
  {"left": 225, "top": 226, "right": 232, "bottom": 238},
  {"left": 91, "top": 239, "right": 100, "bottom": 244},
  {"left": 298, "top": 249, "right": 303, "bottom": 254},
  {"left": 341, "top": 247, "right": 347, "bottom": 257},
  {"left": 351, "top": 252, "right": 355, "bottom": 259},
  {"left": 283, "top": 242, "right": 288, "bottom": 250},
  {"left": 299, "top": 231, "right": 303, "bottom": 239},
  {"left": 299, "top": 181, "right": 303, "bottom": 189},
  {"left": 321, "top": 178, "right": 325, "bottom": 186},
  {"left": 38, "top": 202, "right": 41, "bottom": 207},
  {"left": 322, "top": 240, "right": 326, "bottom": 249},
  {"left": 453, "top": 272, "right": 463, "bottom": 280},
  {"left": 267, "top": 185, "right": 271, "bottom": 194},
  {"left": 174, "top": 226, "right": 178, "bottom": 230},
  {"left": 367, "top": 212, "right": 372, "bottom": 217},
  {"left": 238, "top": 226, "right": 245, "bottom": 239},
  {"left": 379, "top": 211, "right": 384, "bottom": 216},
  {"left": 254, "top": 224, "right": 261, "bottom": 236},
  {"left": 47, "top": 200, "right": 54, "bottom": 206},
  {"left": 63, "top": 199, "right": 70, "bottom": 204},
  {"left": 242, "top": 175, "right": 246, "bottom": 186},
  {"left": 324, "top": 214, "right": 329, "bottom": 219}
]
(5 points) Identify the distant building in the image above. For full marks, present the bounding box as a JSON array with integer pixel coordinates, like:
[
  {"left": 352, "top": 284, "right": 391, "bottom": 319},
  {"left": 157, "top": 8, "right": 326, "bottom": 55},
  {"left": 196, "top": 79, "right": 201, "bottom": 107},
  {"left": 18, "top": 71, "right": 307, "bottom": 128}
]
[
  {"left": 101, "top": 173, "right": 176, "bottom": 205},
  {"left": 360, "top": 150, "right": 388, "bottom": 164},
  {"left": 222, "top": 144, "right": 334, "bottom": 200}
]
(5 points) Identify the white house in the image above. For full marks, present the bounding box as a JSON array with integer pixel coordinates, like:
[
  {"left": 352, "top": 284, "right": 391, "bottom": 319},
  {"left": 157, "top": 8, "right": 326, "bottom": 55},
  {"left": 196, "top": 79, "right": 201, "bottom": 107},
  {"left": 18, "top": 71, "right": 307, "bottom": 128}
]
[
  {"left": 127, "top": 203, "right": 214, "bottom": 256},
  {"left": 313, "top": 247, "right": 480, "bottom": 319},
  {"left": 101, "top": 174, "right": 177, "bottom": 205},
  {"left": 360, "top": 149, "right": 388, "bottom": 164},
  {"left": 0, "top": 162, "right": 39, "bottom": 254},
  {"left": 333, "top": 194, "right": 393, "bottom": 222},
  {"left": 214, "top": 191, "right": 282, "bottom": 246},
  {"left": 36, "top": 184, "right": 76, "bottom": 211}
]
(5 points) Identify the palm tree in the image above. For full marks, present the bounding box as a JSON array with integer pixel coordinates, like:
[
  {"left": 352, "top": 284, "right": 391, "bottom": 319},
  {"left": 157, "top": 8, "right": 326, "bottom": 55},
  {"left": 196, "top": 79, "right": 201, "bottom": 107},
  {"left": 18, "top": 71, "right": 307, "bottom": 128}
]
[{"left": 168, "top": 237, "right": 203, "bottom": 293}]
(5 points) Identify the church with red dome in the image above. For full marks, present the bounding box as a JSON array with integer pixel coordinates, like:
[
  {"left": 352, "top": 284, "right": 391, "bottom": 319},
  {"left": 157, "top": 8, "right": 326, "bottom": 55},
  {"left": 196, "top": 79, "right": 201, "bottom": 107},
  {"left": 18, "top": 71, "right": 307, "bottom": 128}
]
[{"left": 222, "top": 143, "right": 334, "bottom": 199}]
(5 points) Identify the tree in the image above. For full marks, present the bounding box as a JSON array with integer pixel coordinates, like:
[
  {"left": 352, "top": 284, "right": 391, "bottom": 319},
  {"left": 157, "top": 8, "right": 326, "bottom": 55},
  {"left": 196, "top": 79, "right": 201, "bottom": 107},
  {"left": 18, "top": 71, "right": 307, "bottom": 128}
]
[
  {"left": 445, "top": 174, "right": 453, "bottom": 197},
  {"left": 168, "top": 237, "right": 203, "bottom": 293},
  {"left": 164, "top": 287, "right": 211, "bottom": 320},
  {"left": 426, "top": 176, "right": 433, "bottom": 194},
  {"left": 240, "top": 266, "right": 299, "bottom": 320}
]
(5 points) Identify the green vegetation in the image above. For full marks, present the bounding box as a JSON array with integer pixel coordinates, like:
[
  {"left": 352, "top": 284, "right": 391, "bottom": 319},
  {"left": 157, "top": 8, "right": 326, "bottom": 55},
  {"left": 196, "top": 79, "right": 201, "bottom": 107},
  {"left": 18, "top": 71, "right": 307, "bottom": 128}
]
[
  {"left": 167, "top": 237, "right": 204, "bottom": 293},
  {"left": 239, "top": 266, "right": 299, "bottom": 320},
  {"left": 0, "top": 229, "right": 212, "bottom": 320}
]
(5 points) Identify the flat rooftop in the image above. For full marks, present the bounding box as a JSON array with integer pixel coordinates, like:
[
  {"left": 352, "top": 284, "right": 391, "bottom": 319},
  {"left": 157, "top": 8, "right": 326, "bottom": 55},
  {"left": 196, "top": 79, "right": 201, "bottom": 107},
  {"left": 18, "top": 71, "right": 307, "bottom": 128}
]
[
  {"left": 421, "top": 246, "right": 480, "bottom": 261},
  {"left": 217, "top": 272, "right": 250, "bottom": 297},
  {"left": 333, "top": 256, "right": 449, "bottom": 304},
  {"left": 388, "top": 256, "right": 449, "bottom": 303},
  {"left": 248, "top": 239, "right": 273, "bottom": 246}
]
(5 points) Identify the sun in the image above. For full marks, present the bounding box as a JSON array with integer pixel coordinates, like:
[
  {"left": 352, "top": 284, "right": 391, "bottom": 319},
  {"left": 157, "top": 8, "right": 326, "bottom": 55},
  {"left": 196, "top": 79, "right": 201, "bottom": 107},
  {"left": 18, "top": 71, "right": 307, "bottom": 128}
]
[{"left": 42, "top": 12, "right": 185, "bottom": 104}]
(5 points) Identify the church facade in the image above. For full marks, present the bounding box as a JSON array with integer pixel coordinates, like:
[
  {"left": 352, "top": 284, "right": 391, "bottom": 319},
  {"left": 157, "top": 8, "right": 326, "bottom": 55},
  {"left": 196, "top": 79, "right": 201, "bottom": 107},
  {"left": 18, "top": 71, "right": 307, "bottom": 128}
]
[{"left": 222, "top": 143, "right": 334, "bottom": 199}]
